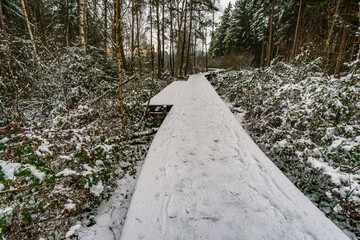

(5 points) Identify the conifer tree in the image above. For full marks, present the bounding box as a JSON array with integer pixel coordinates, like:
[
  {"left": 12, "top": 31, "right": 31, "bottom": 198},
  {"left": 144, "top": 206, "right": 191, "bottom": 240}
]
[{"left": 210, "top": 2, "right": 232, "bottom": 56}]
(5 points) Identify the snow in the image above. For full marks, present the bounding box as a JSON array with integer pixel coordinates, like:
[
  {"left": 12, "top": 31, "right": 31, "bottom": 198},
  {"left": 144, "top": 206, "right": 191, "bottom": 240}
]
[
  {"left": 82, "top": 164, "right": 99, "bottom": 176},
  {"left": 0, "top": 207, "right": 13, "bottom": 215},
  {"left": 308, "top": 157, "right": 360, "bottom": 201},
  {"left": 120, "top": 74, "right": 349, "bottom": 239},
  {"left": 59, "top": 155, "right": 72, "bottom": 160},
  {"left": 330, "top": 138, "right": 346, "bottom": 149},
  {"left": 56, "top": 169, "right": 78, "bottom": 177},
  {"left": 90, "top": 180, "right": 104, "bottom": 197},
  {"left": 25, "top": 164, "right": 45, "bottom": 181},
  {"left": 35, "top": 140, "right": 53, "bottom": 156},
  {"left": 64, "top": 203, "right": 76, "bottom": 211},
  {"left": 0, "top": 160, "right": 21, "bottom": 180},
  {"left": 66, "top": 221, "right": 82, "bottom": 239},
  {"left": 0, "top": 137, "right": 9, "bottom": 143},
  {"left": 277, "top": 139, "right": 288, "bottom": 148},
  {"left": 78, "top": 170, "right": 142, "bottom": 239},
  {"left": 149, "top": 81, "right": 187, "bottom": 106}
]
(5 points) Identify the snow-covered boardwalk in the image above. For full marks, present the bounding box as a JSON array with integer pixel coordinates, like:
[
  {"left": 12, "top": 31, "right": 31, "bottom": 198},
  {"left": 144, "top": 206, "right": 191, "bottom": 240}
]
[{"left": 120, "top": 74, "right": 348, "bottom": 240}]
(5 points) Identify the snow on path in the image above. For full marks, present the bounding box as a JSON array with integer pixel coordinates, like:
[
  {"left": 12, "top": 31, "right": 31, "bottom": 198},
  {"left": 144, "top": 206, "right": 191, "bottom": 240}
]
[{"left": 120, "top": 74, "right": 349, "bottom": 240}]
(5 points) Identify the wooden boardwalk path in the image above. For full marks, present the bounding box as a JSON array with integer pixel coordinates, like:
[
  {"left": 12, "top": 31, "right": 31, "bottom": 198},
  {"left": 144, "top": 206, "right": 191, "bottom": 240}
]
[{"left": 120, "top": 73, "right": 348, "bottom": 240}]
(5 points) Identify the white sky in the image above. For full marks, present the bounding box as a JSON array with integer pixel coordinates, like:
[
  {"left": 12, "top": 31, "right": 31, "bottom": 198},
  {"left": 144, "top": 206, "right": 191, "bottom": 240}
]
[{"left": 219, "top": 0, "right": 236, "bottom": 10}]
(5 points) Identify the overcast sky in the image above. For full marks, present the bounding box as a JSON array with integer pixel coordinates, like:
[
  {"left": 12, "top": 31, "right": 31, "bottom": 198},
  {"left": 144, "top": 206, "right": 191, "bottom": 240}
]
[{"left": 219, "top": 0, "right": 236, "bottom": 12}]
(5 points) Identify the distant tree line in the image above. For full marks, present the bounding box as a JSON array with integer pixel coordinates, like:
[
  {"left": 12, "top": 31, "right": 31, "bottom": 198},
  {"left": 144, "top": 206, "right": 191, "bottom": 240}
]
[{"left": 210, "top": 0, "right": 360, "bottom": 75}]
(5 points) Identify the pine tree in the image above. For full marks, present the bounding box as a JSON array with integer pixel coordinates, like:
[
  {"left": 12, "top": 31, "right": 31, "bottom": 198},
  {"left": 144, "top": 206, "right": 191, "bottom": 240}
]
[{"left": 210, "top": 2, "right": 232, "bottom": 56}]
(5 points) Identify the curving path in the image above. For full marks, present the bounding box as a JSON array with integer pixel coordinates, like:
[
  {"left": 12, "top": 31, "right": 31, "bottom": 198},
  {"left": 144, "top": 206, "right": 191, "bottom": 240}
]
[{"left": 120, "top": 73, "right": 349, "bottom": 240}]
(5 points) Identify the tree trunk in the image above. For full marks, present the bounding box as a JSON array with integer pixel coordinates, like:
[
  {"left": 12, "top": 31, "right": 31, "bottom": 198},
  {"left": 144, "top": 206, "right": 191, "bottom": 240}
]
[
  {"left": 104, "top": 0, "right": 108, "bottom": 52},
  {"left": 185, "top": 0, "right": 193, "bottom": 75},
  {"left": 292, "top": 0, "right": 302, "bottom": 58},
  {"left": 193, "top": 28, "right": 197, "bottom": 73},
  {"left": 179, "top": 1, "right": 188, "bottom": 76},
  {"left": 324, "top": 0, "right": 341, "bottom": 71},
  {"left": 162, "top": 1, "right": 165, "bottom": 69},
  {"left": 118, "top": 0, "right": 127, "bottom": 71},
  {"left": 79, "top": 0, "right": 86, "bottom": 53},
  {"left": 266, "top": 0, "right": 275, "bottom": 66},
  {"left": 65, "top": 0, "right": 70, "bottom": 47},
  {"left": 170, "top": 0, "right": 174, "bottom": 75},
  {"left": 115, "top": 0, "right": 125, "bottom": 132},
  {"left": 21, "top": 0, "right": 41, "bottom": 70},
  {"left": 334, "top": 23, "right": 347, "bottom": 76},
  {"left": 136, "top": 0, "right": 142, "bottom": 70},
  {"left": 174, "top": 0, "right": 186, "bottom": 77},
  {"left": 205, "top": 27, "right": 208, "bottom": 72},
  {"left": 33, "top": 0, "right": 45, "bottom": 42},
  {"left": 156, "top": 0, "right": 162, "bottom": 77},
  {"left": 0, "top": 0, "right": 9, "bottom": 60},
  {"left": 85, "top": 0, "right": 89, "bottom": 45},
  {"left": 131, "top": 0, "right": 135, "bottom": 71},
  {"left": 150, "top": 0, "right": 154, "bottom": 72},
  {"left": 261, "top": 39, "right": 265, "bottom": 67},
  {"left": 212, "top": 0, "right": 215, "bottom": 33}
]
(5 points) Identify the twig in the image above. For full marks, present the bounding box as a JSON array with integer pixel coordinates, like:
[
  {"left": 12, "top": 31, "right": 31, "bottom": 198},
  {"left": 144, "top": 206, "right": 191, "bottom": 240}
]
[
  {"left": 0, "top": 194, "right": 11, "bottom": 206},
  {"left": 1, "top": 182, "right": 60, "bottom": 194}
]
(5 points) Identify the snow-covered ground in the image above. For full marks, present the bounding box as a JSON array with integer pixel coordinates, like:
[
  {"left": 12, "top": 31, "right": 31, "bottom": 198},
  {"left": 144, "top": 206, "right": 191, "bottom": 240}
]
[
  {"left": 119, "top": 74, "right": 349, "bottom": 239},
  {"left": 78, "top": 169, "right": 142, "bottom": 239}
]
